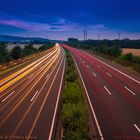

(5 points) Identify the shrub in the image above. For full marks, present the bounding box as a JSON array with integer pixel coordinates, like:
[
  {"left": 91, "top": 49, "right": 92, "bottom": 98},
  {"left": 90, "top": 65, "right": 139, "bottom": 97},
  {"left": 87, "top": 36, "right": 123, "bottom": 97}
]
[{"left": 61, "top": 50, "right": 89, "bottom": 139}]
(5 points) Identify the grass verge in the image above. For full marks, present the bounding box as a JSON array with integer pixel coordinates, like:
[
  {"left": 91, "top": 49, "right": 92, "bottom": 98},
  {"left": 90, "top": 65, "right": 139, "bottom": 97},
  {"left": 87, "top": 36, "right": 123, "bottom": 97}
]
[{"left": 60, "top": 49, "right": 90, "bottom": 140}]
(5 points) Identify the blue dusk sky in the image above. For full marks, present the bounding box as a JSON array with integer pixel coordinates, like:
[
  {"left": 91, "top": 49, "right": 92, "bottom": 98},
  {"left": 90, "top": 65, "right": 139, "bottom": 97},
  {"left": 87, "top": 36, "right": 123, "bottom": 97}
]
[{"left": 0, "top": 0, "right": 140, "bottom": 40}]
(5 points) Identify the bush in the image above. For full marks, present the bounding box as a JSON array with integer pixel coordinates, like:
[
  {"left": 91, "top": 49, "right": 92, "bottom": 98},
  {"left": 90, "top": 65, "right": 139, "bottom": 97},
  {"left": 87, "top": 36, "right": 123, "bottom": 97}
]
[
  {"left": 62, "top": 103, "right": 89, "bottom": 140},
  {"left": 117, "top": 53, "right": 140, "bottom": 73},
  {"left": 62, "top": 83, "right": 83, "bottom": 105},
  {"left": 10, "top": 46, "right": 22, "bottom": 59},
  {"left": 67, "top": 70, "right": 77, "bottom": 82},
  {"left": 23, "top": 44, "right": 37, "bottom": 56},
  {"left": 133, "top": 63, "right": 140, "bottom": 73},
  {"left": 61, "top": 50, "right": 89, "bottom": 140},
  {"left": 119, "top": 53, "right": 133, "bottom": 62}
]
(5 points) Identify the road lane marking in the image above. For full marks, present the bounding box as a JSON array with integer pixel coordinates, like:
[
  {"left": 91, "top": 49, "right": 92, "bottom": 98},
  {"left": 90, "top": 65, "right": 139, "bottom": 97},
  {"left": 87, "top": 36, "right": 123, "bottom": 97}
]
[
  {"left": 48, "top": 51, "right": 66, "bottom": 140},
  {"left": 92, "top": 72, "right": 97, "bottom": 77},
  {"left": 87, "top": 65, "right": 90, "bottom": 68},
  {"left": 0, "top": 55, "right": 56, "bottom": 101},
  {"left": 107, "top": 72, "right": 112, "bottom": 77},
  {"left": 61, "top": 127, "right": 64, "bottom": 139},
  {"left": 9, "top": 48, "right": 63, "bottom": 137},
  {"left": 27, "top": 49, "right": 65, "bottom": 140},
  {"left": 0, "top": 50, "right": 58, "bottom": 92},
  {"left": 30, "top": 91, "right": 39, "bottom": 102},
  {"left": 87, "top": 53, "right": 140, "bottom": 84},
  {"left": 124, "top": 86, "right": 136, "bottom": 95},
  {"left": 0, "top": 48, "right": 57, "bottom": 86},
  {"left": 72, "top": 55, "right": 104, "bottom": 140},
  {"left": 134, "top": 124, "right": 140, "bottom": 133},
  {"left": 97, "top": 65, "right": 101, "bottom": 68},
  {"left": 0, "top": 51, "right": 61, "bottom": 126},
  {"left": 104, "top": 86, "right": 112, "bottom": 95},
  {"left": 45, "top": 74, "right": 50, "bottom": 80},
  {"left": 2, "top": 91, "right": 15, "bottom": 102}
]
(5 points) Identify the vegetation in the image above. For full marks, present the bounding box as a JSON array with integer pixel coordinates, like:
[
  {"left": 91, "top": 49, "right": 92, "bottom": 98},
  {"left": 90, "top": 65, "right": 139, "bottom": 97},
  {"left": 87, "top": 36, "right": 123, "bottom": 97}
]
[
  {"left": 10, "top": 46, "right": 22, "bottom": 59},
  {"left": 61, "top": 50, "right": 89, "bottom": 140},
  {"left": 65, "top": 38, "right": 140, "bottom": 73},
  {"left": 0, "top": 43, "right": 11, "bottom": 63},
  {"left": 117, "top": 53, "right": 140, "bottom": 72},
  {"left": 0, "top": 42, "right": 54, "bottom": 64},
  {"left": 66, "top": 38, "right": 140, "bottom": 49}
]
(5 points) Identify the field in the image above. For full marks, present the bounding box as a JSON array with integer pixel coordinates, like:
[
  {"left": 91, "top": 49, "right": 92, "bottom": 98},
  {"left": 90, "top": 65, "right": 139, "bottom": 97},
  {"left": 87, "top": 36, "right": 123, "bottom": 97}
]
[
  {"left": 122, "top": 48, "right": 140, "bottom": 56},
  {"left": 7, "top": 43, "right": 43, "bottom": 50}
]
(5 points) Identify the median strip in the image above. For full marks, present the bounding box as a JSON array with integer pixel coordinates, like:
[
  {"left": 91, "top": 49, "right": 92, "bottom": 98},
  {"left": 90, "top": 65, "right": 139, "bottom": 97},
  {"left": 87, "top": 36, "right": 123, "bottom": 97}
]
[{"left": 60, "top": 50, "right": 90, "bottom": 139}]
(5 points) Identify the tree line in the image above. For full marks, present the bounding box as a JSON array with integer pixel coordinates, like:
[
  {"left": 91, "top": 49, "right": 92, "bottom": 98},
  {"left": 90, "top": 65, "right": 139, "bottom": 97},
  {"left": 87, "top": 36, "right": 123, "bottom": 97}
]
[
  {"left": 65, "top": 38, "right": 140, "bottom": 73},
  {"left": 66, "top": 38, "right": 140, "bottom": 49},
  {"left": 0, "top": 42, "right": 54, "bottom": 64}
]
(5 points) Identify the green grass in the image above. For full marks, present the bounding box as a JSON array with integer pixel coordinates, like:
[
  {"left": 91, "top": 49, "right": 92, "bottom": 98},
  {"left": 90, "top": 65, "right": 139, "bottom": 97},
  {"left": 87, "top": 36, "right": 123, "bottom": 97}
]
[{"left": 61, "top": 50, "right": 89, "bottom": 140}]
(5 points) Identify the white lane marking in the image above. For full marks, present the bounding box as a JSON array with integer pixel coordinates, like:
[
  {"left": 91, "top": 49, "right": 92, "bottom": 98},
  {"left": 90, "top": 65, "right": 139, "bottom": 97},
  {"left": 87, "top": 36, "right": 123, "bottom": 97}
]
[
  {"left": 107, "top": 72, "right": 112, "bottom": 77},
  {"left": 61, "top": 127, "right": 64, "bottom": 139},
  {"left": 134, "top": 124, "right": 140, "bottom": 133},
  {"left": 87, "top": 53, "right": 140, "bottom": 84},
  {"left": 11, "top": 48, "right": 63, "bottom": 139},
  {"left": 72, "top": 55, "right": 104, "bottom": 140},
  {"left": 104, "top": 86, "right": 112, "bottom": 95},
  {"left": 45, "top": 74, "right": 50, "bottom": 79},
  {"left": 30, "top": 91, "right": 39, "bottom": 102},
  {"left": 92, "top": 72, "right": 97, "bottom": 77},
  {"left": 2, "top": 91, "right": 15, "bottom": 102},
  {"left": 97, "top": 65, "right": 101, "bottom": 68},
  {"left": 124, "top": 86, "right": 136, "bottom": 96},
  {"left": 48, "top": 50, "right": 66, "bottom": 140},
  {"left": 0, "top": 83, "right": 3, "bottom": 86},
  {"left": 87, "top": 65, "right": 90, "bottom": 68}
]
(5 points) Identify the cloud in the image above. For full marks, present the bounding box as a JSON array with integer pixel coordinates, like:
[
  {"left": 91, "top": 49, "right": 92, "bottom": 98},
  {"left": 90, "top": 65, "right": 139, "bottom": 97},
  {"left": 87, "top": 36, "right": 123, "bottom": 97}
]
[
  {"left": 0, "top": 12, "right": 114, "bottom": 40},
  {"left": 0, "top": 17, "right": 106, "bottom": 32},
  {"left": 0, "top": 19, "right": 34, "bottom": 30},
  {"left": 53, "top": 18, "right": 67, "bottom": 25}
]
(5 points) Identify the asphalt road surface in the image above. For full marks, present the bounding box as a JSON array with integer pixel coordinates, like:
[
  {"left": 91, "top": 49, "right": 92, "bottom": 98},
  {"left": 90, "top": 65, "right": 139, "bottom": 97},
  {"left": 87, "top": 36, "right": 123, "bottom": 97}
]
[
  {"left": 0, "top": 44, "right": 66, "bottom": 140},
  {"left": 62, "top": 44, "right": 140, "bottom": 140}
]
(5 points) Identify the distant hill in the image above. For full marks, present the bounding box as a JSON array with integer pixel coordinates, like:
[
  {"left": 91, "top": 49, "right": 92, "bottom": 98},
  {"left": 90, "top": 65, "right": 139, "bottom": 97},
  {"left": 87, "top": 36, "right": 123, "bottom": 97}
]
[{"left": 0, "top": 35, "right": 50, "bottom": 43}]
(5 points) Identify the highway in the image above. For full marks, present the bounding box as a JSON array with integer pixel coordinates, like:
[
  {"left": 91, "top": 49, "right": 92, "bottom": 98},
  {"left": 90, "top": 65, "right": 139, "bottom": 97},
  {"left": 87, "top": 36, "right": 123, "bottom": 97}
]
[
  {"left": 0, "top": 44, "right": 66, "bottom": 140},
  {"left": 62, "top": 44, "right": 140, "bottom": 140}
]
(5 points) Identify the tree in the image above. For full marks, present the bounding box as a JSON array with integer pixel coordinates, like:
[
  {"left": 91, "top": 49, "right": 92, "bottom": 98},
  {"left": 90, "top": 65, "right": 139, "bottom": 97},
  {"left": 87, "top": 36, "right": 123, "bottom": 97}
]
[
  {"left": 124, "top": 53, "right": 133, "bottom": 61},
  {"left": 0, "top": 43, "right": 10, "bottom": 63},
  {"left": 0, "top": 43, "right": 8, "bottom": 56},
  {"left": 10, "top": 46, "right": 22, "bottom": 59},
  {"left": 38, "top": 45, "right": 47, "bottom": 51},
  {"left": 68, "top": 38, "right": 79, "bottom": 42},
  {"left": 109, "top": 45, "right": 122, "bottom": 57},
  {"left": 23, "top": 44, "right": 37, "bottom": 56}
]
